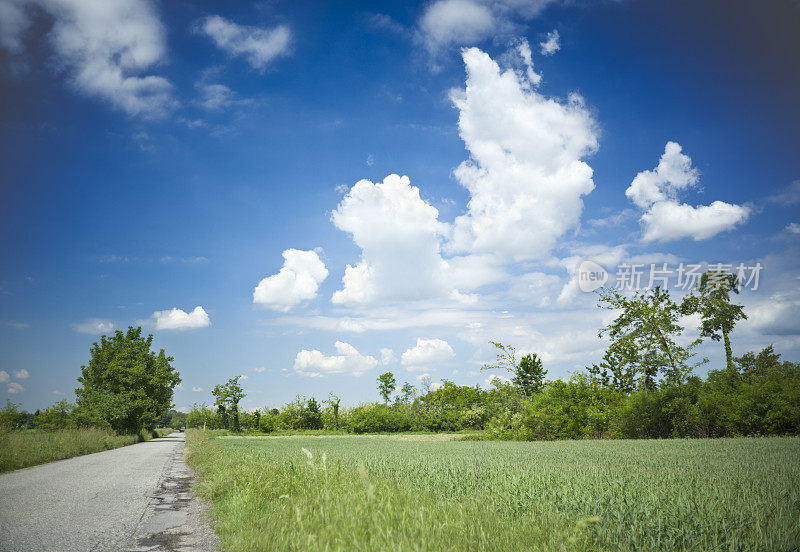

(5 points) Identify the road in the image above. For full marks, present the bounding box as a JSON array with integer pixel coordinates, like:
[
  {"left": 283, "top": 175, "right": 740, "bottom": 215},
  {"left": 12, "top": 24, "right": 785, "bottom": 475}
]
[{"left": 0, "top": 432, "right": 219, "bottom": 552}]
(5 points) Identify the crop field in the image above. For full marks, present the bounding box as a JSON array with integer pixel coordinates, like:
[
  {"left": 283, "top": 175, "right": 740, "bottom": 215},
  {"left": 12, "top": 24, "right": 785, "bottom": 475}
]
[{"left": 187, "top": 431, "right": 800, "bottom": 552}]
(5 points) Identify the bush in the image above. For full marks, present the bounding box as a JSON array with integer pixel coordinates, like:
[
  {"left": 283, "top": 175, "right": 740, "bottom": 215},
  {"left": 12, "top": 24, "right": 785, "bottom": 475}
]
[{"left": 349, "top": 404, "right": 411, "bottom": 433}]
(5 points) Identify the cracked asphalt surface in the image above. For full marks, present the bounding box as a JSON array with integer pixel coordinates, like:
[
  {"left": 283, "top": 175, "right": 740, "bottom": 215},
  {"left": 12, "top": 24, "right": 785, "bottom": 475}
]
[{"left": 0, "top": 432, "right": 219, "bottom": 552}]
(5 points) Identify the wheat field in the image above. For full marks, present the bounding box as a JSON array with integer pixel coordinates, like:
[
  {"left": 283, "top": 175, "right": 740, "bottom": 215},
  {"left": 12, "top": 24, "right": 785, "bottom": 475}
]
[{"left": 187, "top": 431, "right": 800, "bottom": 552}]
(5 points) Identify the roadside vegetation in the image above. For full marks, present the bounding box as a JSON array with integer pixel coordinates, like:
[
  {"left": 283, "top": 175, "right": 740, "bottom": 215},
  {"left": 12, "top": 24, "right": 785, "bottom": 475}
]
[
  {"left": 0, "top": 424, "right": 169, "bottom": 473},
  {"left": 0, "top": 326, "right": 181, "bottom": 472},
  {"left": 186, "top": 430, "right": 800, "bottom": 551}
]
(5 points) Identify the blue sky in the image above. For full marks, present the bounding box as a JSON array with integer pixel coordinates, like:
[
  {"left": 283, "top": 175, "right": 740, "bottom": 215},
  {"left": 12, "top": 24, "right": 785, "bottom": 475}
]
[{"left": 1, "top": 0, "right": 799, "bottom": 412}]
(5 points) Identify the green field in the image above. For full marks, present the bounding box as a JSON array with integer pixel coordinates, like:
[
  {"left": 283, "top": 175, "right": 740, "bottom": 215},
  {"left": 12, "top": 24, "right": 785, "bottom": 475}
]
[{"left": 187, "top": 431, "right": 800, "bottom": 552}]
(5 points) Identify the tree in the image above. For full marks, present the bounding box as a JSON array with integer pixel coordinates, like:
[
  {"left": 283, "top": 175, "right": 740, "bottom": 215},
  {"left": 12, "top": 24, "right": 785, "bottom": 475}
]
[
  {"left": 598, "top": 287, "right": 701, "bottom": 393},
  {"left": 300, "top": 397, "right": 323, "bottom": 429},
  {"left": 212, "top": 376, "right": 246, "bottom": 432},
  {"left": 398, "top": 382, "right": 416, "bottom": 404},
  {"left": 377, "top": 372, "right": 396, "bottom": 403},
  {"left": 483, "top": 342, "right": 546, "bottom": 398},
  {"left": 34, "top": 399, "right": 74, "bottom": 430},
  {"left": 74, "top": 327, "right": 180, "bottom": 434},
  {"left": 325, "top": 393, "right": 341, "bottom": 429},
  {"left": 514, "top": 353, "right": 547, "bottom": 397},
  {"left": 680, "top": 270, "right": 747, "bottom": 372}
]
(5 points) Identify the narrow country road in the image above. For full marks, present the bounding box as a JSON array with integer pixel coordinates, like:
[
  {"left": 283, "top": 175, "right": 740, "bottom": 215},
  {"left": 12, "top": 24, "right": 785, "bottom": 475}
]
[{"left": 0, "top": 432, "right": 219, "bottom": 552}]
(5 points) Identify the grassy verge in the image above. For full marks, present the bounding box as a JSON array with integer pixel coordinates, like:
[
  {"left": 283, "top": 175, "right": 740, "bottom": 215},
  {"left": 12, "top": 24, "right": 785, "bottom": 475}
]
[
  {"left": 186, "top": 431, "right": 800, "bottom": 552},
  {"left": 0, "top": 427, "right": 171, "bottom": 473}
]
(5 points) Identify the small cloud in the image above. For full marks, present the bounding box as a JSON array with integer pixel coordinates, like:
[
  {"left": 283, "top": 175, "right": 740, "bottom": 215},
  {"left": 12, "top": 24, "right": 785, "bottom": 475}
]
[
  {"left": 253, "top": 249, "right": 328, "bottom": 311},
  {"left": 12, "top": 369, "right": 29, "bottom": 380},
  {"left": 539, "top": 29, "right": 560, "bottom": 56},
  {"left": 254, "top": 367, "right": 266, "bottom": 373},
  {"left": 0, "top": 371, "right": 8, "bottom": 383},
  {"left": 366, "top": 154, "right": 374, "bottom": 167},
  {"left": 153, "top": 306, "right": 211, "bottom": 330},
  {"left": 368, "top": 13, "right": 406, "bottom": 35},
  {"left": 73, "top": 318, "right": 114, "bottom": 335},
  {"left": 160, "top": 256, "right": 209, "bottom": 264},
  {"left": 766, "top": 180, "right": 800, "bottom": 206},
  {"left": 7, "top": 382, "right": 24, "bottom": 394},
  {"left": 0, "top": 321, "right": 29, "bottom": 329},
  {"left": 199, "top": 15, "right": 291, "bottom": 71},
  {"left": 191, "top": 386, "right": 204, "bottom": 392},
  {"left": 401, "top": 338, "right": 455, "bottom": 370},
  {"left": 52, "top": 389, "right": 64, "bottom": 395}
]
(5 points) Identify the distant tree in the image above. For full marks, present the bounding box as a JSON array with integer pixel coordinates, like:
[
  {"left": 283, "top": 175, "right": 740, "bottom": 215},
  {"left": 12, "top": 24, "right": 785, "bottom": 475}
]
[
  {"left": 483, "top": 342, "right": 546, "bottom": 398},
  {"left": 599, "top": 287, "right": 702, "bottom": 392},
  {"left": 301, "top": 398, "right": 323, "bottom": 429},
  {"left": 325, "top": 393, "right": 342, "bottom": 429},
  {"left": 34, "top": 399, "right": 74, "bottom": 430},
  {"left": 514, "top": 353, "right": 547, "bottom": 397},
  {"left": 212, "top": 376, "right": 246, "bottom": 432},
  {"left": 74, "top": 327, "right": 180, "bottom": 434},
  {"left": 377, "top": 372, "right": 396, "bottom": 403},
  {"left": 681, "top": 270, "right": 747, "bottom": 372},
  {"left": 0, "top": 400, "right": 27, "bottom": 431},
  {"left": 398, "top": 382, "right": 416, "bottom": 404}
]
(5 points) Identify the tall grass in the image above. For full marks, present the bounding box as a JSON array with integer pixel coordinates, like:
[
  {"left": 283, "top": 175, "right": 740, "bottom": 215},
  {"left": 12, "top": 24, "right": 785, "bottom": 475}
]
[
  {"left": 0, "top": 427, "right": 167, "bottom": 473},
  {"left": 187, "top": 431, "right": 800, "bottom": 552}
]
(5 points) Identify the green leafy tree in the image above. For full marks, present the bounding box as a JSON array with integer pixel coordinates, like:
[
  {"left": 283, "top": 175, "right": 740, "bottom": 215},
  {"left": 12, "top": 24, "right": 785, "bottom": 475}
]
[
  {"left": 34, "top": 399, "right": 74, "bottom": 430},
  {"left": 377, "top": 372, "right": 396, "bottom": 403},
  {"left": 324, "top": 393, "right": 341, "bottom": 429},
  {"left": 0, "top": 400, "right": 27, "bottom": 431},
  {"left": 483, "top": 342, "right": 547, "bottom": 398},
  {"left": 212, "top": 376, "right": 246, "bottom": 432},
  {"left": 300, "top": 397, "right": 323, "bottom": 429},
  {"left": 74, "top": 327, "right": 180, "bottom": 434},
  {"left": 398, "top": 382, "right": 416, "bottom": 404},
  {"left": 598, "top": 287, "right": 701, "bottom": 392},
  {"left": 514, "top": 353, "right": 547, "bottom": 397},
  {"left": 680, "top": 270, "right": 747, "bottom": 372}
]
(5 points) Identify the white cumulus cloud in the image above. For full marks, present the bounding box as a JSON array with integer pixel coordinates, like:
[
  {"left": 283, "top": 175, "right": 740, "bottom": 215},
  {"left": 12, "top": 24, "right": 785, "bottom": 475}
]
[
  {"left": 12, "top": 369, "right": 29, "bottom": 379},
  {"left": 293, "top": 342, "right": 378, "bottom": 377},
  {"left": 200, "top": 15, "right": 291, "bottom": 71},
  {"left": 627, "top": 142, "right": 750, "bottom": 242},
  {"left": 332, "top": 174, "right": 451, "bottom": 305},
  {"left": 447, "top": 47, "right": 598, "bottom": 260},
  {"left": 253, "top": 249, "right": 328, "bottom": 311},
  {"left": 191, "top": 386, "right": 204, "bottom": 392},
  {"left": 153, "top": 306, "right": 210, "bottom": 330},
  {"left": 7, "top": 382, "right": 24, "bottom": 394},
  {"left": 401, "top": 338, "right": 455, "bottom": 369},
  {"left": 0, "top": 371, "right": 8, "bottom": 383},
  {"left": 2, "top": 0, "right": 176, "bottom": 117},
  {"left": 73, "top": 318, "right": 114, "bottom": 334}
]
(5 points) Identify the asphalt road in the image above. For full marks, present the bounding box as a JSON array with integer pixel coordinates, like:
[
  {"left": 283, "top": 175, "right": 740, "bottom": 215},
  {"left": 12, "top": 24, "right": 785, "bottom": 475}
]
[{"left": 0, "top": 432, "right": 219, "bottom": 552}]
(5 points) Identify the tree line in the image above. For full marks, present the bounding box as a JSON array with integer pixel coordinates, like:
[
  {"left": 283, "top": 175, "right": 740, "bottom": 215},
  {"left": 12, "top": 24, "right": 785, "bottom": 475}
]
[{"left": 3, "top": 270, "right": 798, "bottom": 440}]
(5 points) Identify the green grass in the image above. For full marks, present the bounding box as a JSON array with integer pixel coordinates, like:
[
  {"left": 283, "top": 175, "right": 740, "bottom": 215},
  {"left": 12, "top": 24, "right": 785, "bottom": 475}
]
[
  {"left": 0, "top": 427, "right": 171, "bottom": 473},
  {"left": 187, "top": 431, "right": 800, "bottom": 552}
]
